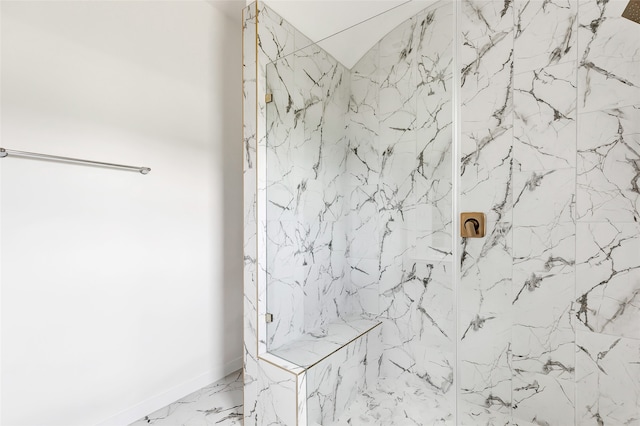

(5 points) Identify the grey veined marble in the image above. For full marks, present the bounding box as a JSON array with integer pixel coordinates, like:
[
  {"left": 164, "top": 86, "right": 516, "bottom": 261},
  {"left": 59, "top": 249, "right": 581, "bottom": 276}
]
[{"left": 242, "top": 0, "right": 640, "bottom": 425}]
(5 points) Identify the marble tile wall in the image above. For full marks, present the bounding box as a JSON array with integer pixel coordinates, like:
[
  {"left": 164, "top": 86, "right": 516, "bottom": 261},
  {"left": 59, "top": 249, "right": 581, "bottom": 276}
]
[
  {"left": 459, "top": 0, "right": 640, "bottom": 425},
  {"left": 459, "top": 0, "right": 515, "bottom": 414},
  {"left": 244, "top": 4, "right": 311, "bottom": 426},
  {"left": 264, "top": 35, "right": 351, "bottom": 350},
  {"left": 255, "top": 0, "right": 457, "bottom": 398},
  {"left": 306, "top": 325, "right": 381, "bottom": 425},
  {"left": 245, "top": 1, "right": 640, "bottom": 425},
  {"left": 244, "top": 4, "right": 374, "bottom": 425},
  {"left": 511, "top": 0, "right": 578, "bottom": 423},
  {"left": 242, "top": 5, "right": 258, "bottom": 424},
  {"left": 575, "top": 1, "right": 640, "bottom": 424},
  {"left": 347, "top": 0, "right": 456, "bottom": 405},
  {"left": 247, "top": 2, "right": 458, "bottom": 423}
]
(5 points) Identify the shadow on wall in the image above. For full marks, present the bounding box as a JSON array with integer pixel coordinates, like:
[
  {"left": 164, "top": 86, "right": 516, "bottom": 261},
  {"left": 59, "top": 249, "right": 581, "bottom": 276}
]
[{"left": 206, "top": 0, "right": 246, "bottom": 375}]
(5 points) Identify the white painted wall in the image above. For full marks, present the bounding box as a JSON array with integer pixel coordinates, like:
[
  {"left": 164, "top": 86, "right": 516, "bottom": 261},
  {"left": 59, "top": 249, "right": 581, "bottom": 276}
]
[{"left": 0, "top": 1, "right": 244, "bottom": 425}]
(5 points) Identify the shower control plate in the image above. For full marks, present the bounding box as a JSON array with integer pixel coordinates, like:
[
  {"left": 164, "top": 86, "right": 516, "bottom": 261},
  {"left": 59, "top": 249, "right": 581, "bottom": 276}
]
[{"left": 460, "top": 212, "right": 486, "bottom": 238}]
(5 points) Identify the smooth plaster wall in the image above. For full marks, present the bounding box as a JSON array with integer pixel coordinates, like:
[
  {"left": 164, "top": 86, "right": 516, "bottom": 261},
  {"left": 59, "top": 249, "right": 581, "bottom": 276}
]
[{"left": 0, "top": 1, "right": 243, "bottom": 424}]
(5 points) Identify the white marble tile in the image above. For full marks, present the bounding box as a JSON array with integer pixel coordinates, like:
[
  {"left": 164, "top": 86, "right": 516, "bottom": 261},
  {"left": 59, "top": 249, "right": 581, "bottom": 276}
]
[
  {"left": 298, "top": 371, "right": 308, "bottom": 426},
  {"left": 415, "top": 4, "right": 455, "bottom": 98},
  {"left": 303, "top": 247, "right": 349, "bottom": 333},
  {"left": 514, "top": 0, "right": 577, "bottom": 73},
  {"left": 378, "top": 14, "right": 418, "bottom": 146},
  {"left": 460, "top": 219, "right": 512, "bottom": 306},
  {"left": 415, "top": 4, "right": 453, "bottom": 160},
  {"left": 261, "top": 7, "right": 354, "bottom": 350},
  {"left": 459, "top": 18, "right": 514, "bottom": 421},
  {"left": 459, "top": 219, "right": 513, "bottom": 412},
  {"left": 347, "top": 185, "right": 380, "bottom": 260},
  {"left": 577, "top": 0, "right": 640, "bottom": 112},
  {"left": 348, "top": 46, "right": 380, "bottom": 188},
  {"left": 461, "top": 0, "right": 515, "bottom": 43},
  {"left": 575, "top": 221, "right": 640, "bottom": 339},
  {"left": 256, "top": 360, "right": 298, "bottom": 426},
  {"left": 513, "top": 168, "right": 575, "bottom": 226},
  {"left": 458, "top": 215, "right": 512, "bottom": 413},
  {"left": 242, "top": 5, "right": 258, "bottom": 425},
  {"left": 377, "top": 208, "right": 413, "bottom": 272},
  {"left": 512, "top": 223, "right": 576, "bottom": 379},
  {"left": 458, "top": 402, "right": 514, "bottom": 426},
  {"left": 243, "top": 344, "right": 259, "bottom": 424},
  {"left": 385, "top": 261, "right": 454, "bottom": 343},
  {"left": 264, "top": 220, "right": 306, "bottom": 349},
  {"left": 412, "top": 148, "right": 453, "bottom": 262},
  {"left": 512, "top": 223, "right": 575, "bottom": 325},
  {"left": 576, "top": 105, "right": 640, "bottom": 223},
  {"left": 242, "top": 2, "right": 640, "bottom": 426},
  {"left": 365, "top": 325, "right": 383, "bottom": 390},
  {"left": 459, "top": 312, "right": 513, "bottom": 413},
  {"left": 512, "top": 372, "right": 575, "bottom": 426},
  {"left": 512, "top": 323, "right": 575, "bottom": 382},
  {"left": 306, "top": 331, "right": 369, "bottom": 425},
  {"left": 130, "top": 371, "right": 243, "bottom": 426},
  {"left": 416, "top": 93, "right": 453, "bottom": 156},
  {"left": 379, "top": 261, "right": 455, "bottom": 396},
  {"left": 576, "top": 330, "right": 640, "bottom": 426},
  {"left": 460, "top": 128, "right": 513, "bottom": 224},
  {"left": 513, "top": 62, "right": 577, "bottom": 172},
  {"left": 347, "top": 257, "right": 380, "bottom": 317},
  {"left": 327, "top": 376, "right": 455, "bottom": 426},
  {"left": 256, "top": 5, "right": 298, "bottom": 64},
  {"left": 379, "top": 140, "right": 416, "bottom": 193},
  {"left": 460, "top": 400, "right": 549, "bottom": 426},
  {"left": 460, "top": 2, "right": 514, "bottom": 134}
]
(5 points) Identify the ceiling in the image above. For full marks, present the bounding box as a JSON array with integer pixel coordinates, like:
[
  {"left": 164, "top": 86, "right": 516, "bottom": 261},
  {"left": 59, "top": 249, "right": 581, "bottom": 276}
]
[{"left": 262, "top": 0, "right": 437, "bottom": 69}]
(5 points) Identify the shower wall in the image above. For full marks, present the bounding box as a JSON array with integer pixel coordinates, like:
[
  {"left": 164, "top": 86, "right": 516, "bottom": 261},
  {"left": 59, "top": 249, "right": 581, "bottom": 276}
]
[
  {"left": 346, "top": 0, "right": 455, "bottom": 396},
  {"left": 245, "top": 2, "right": 457, "bottom": 423},
  {"left": 574, "top": 1, "right": 640, "bottom": 424},
  {"left": 263, "top": 3, "right": 455, "bottom": 370},
  {"left": 264, "top": 35, "right": 351, "bottom": 350},
  {"left": 260, "top": 0, "right": 456, "bottom": 380},
  {"left": 244, "top": 5, "right": 372, "bottom": 424},
  {"left": 459, "top": 0, "right": 640, "bottom": 424},
  {"left": 244, "top": 1, "right": 640, "bottom": 425}
]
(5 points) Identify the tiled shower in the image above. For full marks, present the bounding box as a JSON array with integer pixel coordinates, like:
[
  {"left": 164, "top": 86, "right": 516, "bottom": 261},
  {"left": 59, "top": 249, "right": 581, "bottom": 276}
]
[{"left": 243, "top": 0, "right": 640, "bottom": 425}]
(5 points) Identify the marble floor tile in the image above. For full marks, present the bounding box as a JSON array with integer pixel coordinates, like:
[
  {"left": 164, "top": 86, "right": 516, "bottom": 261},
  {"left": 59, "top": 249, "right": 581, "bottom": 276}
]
[{"left": 130, "top": 370, "right": 243, "bottom": 426}]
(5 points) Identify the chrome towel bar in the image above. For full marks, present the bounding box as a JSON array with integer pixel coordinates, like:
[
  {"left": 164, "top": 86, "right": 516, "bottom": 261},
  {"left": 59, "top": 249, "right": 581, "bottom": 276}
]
[{"left": 0, "top": 147, "right": 150, "bottom": 175}]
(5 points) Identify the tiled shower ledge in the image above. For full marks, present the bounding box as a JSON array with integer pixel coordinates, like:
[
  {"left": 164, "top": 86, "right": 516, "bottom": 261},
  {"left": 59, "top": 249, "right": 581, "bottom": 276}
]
[{"left": 268, "top": 315, "right": 381, "bottom": 368}]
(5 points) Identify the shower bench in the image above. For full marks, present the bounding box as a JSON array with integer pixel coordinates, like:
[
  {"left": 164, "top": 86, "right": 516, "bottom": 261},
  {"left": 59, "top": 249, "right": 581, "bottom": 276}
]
[
  {"left": 270, "top": 316, "right": 380, "bottom": 368},
  {"left": 263, "top": 315, "right": 382, "bottom": 425}
]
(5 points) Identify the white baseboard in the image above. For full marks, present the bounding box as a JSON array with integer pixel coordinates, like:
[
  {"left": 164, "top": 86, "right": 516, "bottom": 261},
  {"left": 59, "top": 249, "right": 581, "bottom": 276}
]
[{"left": 97, "top": 357, "right": 243, "bottom": 426}]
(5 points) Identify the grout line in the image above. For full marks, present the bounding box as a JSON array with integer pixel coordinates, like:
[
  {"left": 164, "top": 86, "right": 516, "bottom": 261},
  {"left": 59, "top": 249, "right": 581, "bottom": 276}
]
[
  {"left": 452, "top": 0, "right": 462, "bottom": 423},
  {"left": 574, "top": 2, "right": 580, "bottom": 425},
  {"left": 241, "top": 5, "right": 246, "bottom": 425}
]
